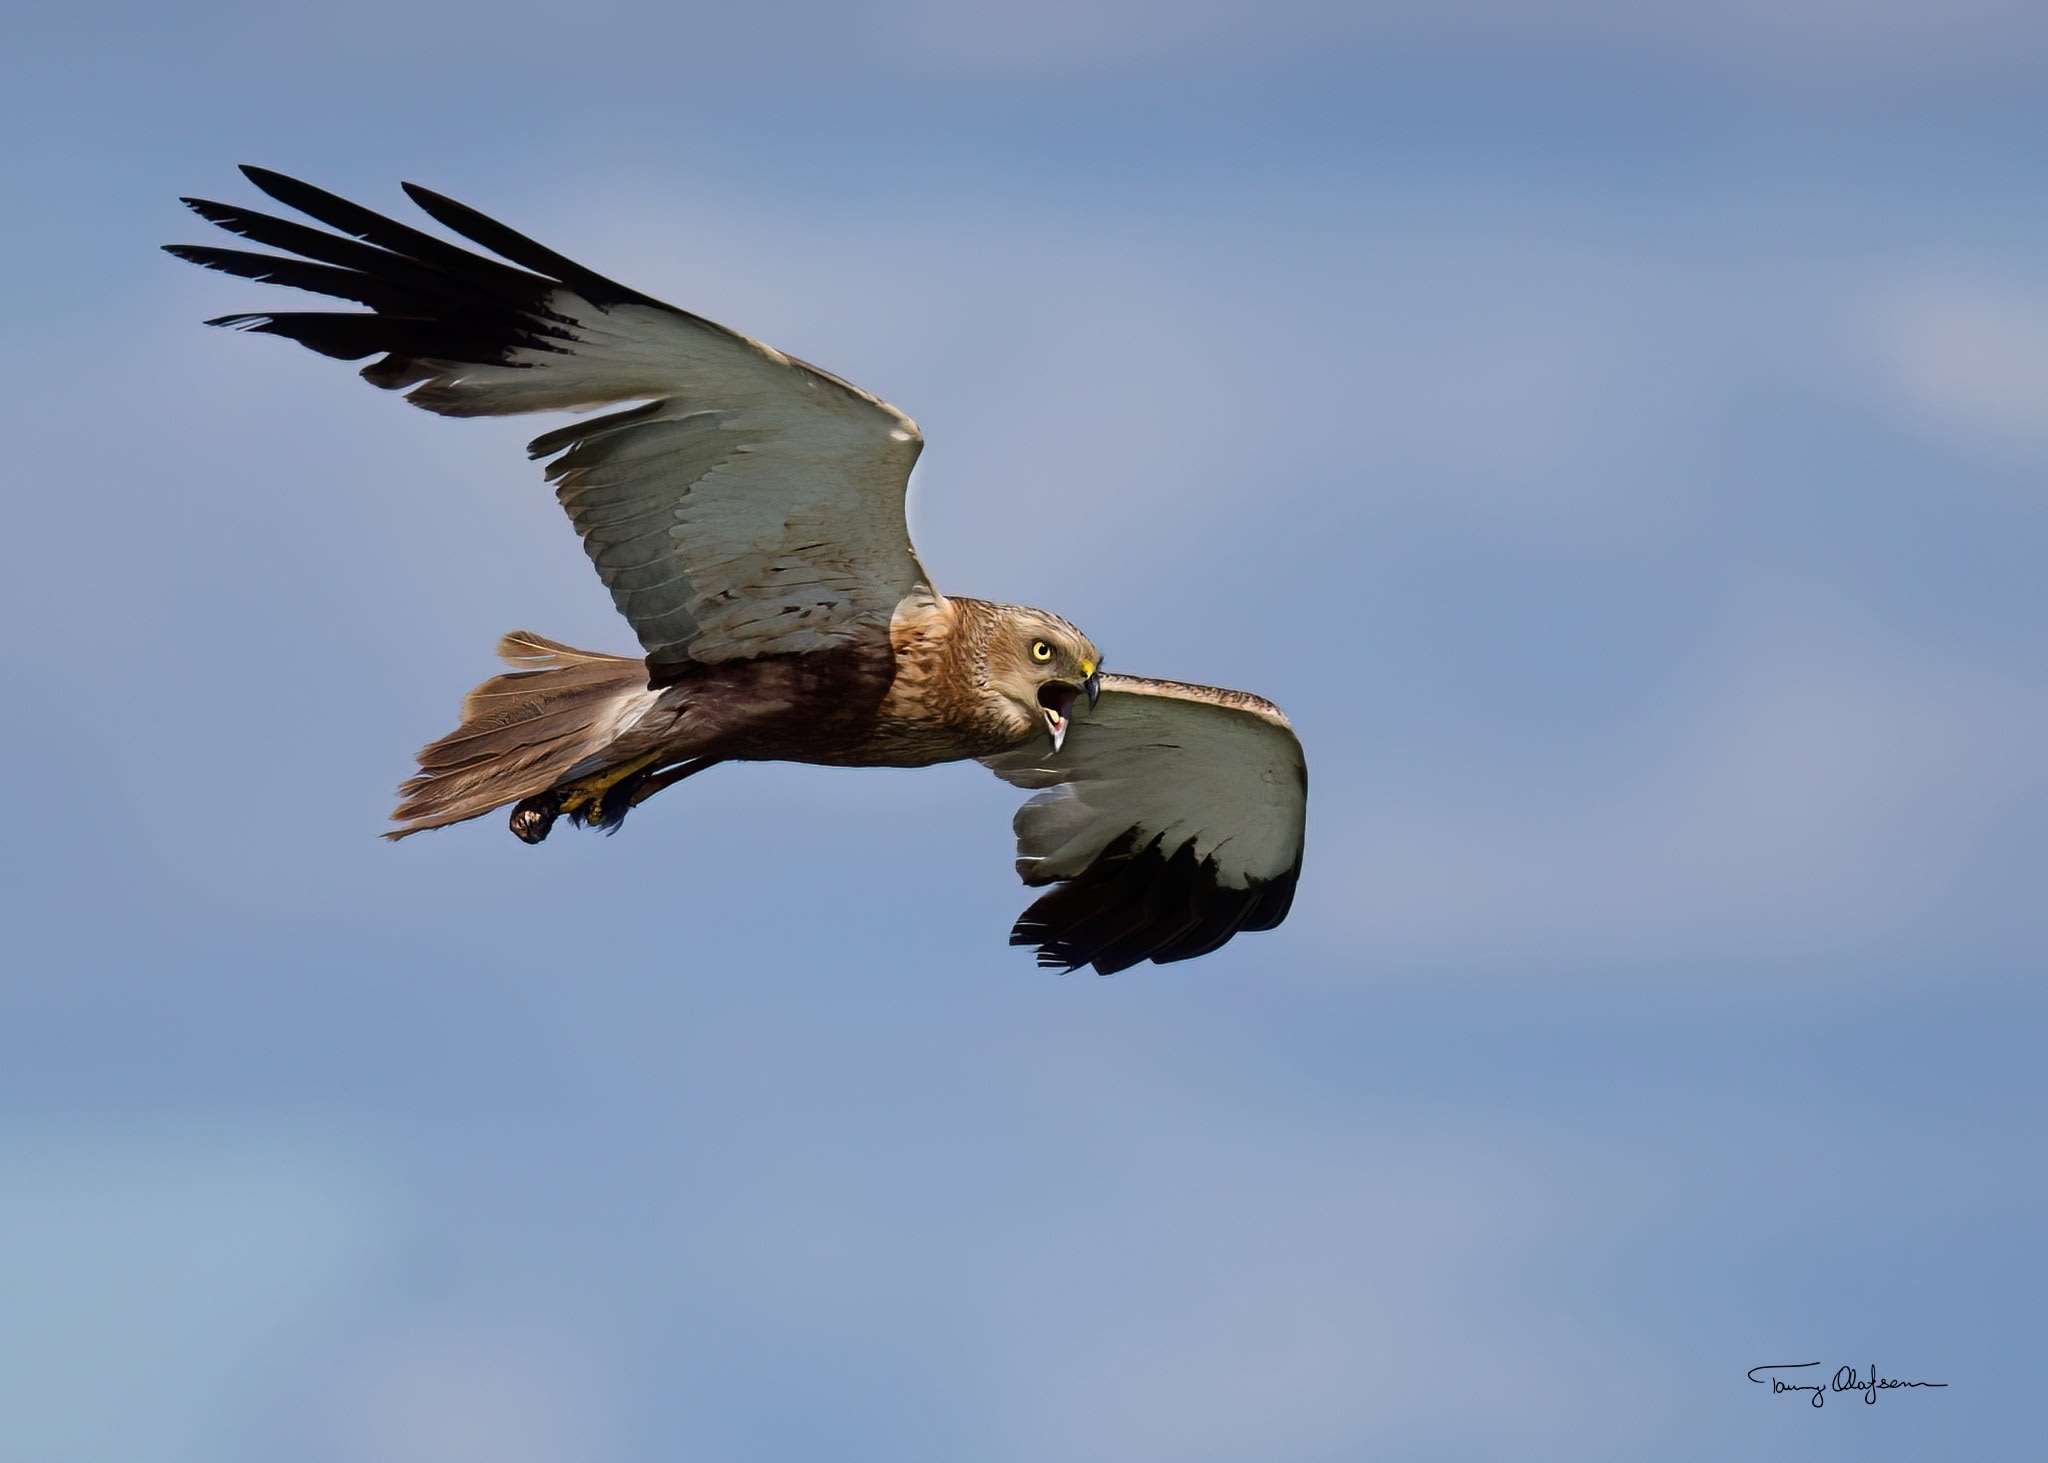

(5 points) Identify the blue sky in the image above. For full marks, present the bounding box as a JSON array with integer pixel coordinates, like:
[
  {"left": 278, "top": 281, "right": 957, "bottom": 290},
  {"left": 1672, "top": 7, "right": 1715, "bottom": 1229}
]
[{"left": 4, "top": 2, "right": 2044, "bottom": 1458}]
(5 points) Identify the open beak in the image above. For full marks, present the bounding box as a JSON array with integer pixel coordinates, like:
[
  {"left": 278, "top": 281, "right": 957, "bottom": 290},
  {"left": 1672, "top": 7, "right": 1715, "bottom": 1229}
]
[
  {"left": 1037, "top": 682, "right": 1080, "bottom": 754},
  {"left": 1083, "top": 669, "right": 1102, "bottom": 709}
]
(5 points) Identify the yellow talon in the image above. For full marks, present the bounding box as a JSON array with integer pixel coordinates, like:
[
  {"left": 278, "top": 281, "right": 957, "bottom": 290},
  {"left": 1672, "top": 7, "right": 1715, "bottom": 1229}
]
[{"left": 560, "top": 754, "right": 661, "bottom": 819}]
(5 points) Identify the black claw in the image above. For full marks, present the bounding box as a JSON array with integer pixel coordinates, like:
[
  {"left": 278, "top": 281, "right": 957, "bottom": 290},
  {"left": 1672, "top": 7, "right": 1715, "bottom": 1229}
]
[
  {"left": 509, "top": 793, "right": 561, "bottom": 844},
  {"left": 593, "top": 767, "right": 653, "bottom": 832}
]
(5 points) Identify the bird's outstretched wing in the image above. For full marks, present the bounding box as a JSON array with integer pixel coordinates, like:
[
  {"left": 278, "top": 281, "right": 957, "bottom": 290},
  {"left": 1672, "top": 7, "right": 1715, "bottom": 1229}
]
[
  {"left": 981, "top": 674, "right": 1307, "bottom": 974},
  {"left": 167, "top": 167, "right": 931, "bottom": 680}
]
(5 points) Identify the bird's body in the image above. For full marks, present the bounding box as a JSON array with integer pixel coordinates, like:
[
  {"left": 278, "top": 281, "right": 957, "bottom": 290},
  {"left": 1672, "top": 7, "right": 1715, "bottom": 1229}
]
[{"left": 170, "top": 168, "right": 1307, "bottom": 972}]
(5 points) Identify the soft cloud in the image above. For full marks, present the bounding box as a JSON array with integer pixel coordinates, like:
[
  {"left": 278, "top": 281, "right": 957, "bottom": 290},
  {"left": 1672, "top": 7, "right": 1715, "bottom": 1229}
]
[
  {"left": 1874, "top": 281, "right": 2048, "bottom": 460},
  {"left": 988, "top": 1112, "right": 1652, "bottom": 1459},
  {"left": 331, "top": 1323, "right": 612, "bottom": 1463},
  {"left": 1346, "top": 599, "right": 2047, "bottom": 972}
]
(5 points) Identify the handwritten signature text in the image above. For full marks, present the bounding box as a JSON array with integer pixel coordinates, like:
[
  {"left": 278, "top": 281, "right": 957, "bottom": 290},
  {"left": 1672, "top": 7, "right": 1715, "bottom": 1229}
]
[{"left": 1747, "top": 1362, "right": 1947, "bottom": 1408}]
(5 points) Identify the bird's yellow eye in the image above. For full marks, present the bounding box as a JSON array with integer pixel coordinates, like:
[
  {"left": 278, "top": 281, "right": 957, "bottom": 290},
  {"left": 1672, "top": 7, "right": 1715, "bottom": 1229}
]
[{"left": 1030, "top": 639, "right": 1054, "bottom": 663}]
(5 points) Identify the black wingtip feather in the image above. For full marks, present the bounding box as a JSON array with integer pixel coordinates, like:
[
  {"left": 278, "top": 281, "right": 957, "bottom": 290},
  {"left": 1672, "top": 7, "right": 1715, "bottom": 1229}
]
[
  {"left": 170, "top": 168, "right": 631, "bottom": 385},
  {"left": 225, "top": 169, "right": 562, "bottom": 292},
  {"left": 238, "top": 164, "right": 332, "bottom": 209},
  {"left": 1010, "top": 831, "right": 1301, "bottom": 975},
  {"left": 398, "top": 180, "right": 654, "bottom": 308},
  {"left": 168, "top": 243, "right": 461, "bottom": 316}
]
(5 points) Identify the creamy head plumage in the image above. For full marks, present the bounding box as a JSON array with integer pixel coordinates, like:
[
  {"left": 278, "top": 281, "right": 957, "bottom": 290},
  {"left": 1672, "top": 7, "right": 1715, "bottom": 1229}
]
[{"left": 981, "top": 608, "right": 1102, "bottom": 753}]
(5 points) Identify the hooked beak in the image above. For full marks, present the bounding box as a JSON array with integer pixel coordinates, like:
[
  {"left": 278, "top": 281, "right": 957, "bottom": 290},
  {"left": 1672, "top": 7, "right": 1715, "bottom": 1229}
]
[{"left": 1083, "top": 667, "right": 1101, "bottom": 709}]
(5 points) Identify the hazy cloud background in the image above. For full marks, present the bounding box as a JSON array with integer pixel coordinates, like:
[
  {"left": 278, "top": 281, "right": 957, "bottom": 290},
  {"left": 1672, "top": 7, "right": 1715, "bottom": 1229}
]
[{"left": 3, "top": 1, "right": 2042, "bottom": 1458}]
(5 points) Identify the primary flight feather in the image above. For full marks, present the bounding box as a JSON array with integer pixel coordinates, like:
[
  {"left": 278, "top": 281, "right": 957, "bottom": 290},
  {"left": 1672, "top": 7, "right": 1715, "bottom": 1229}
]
[{"left": 168, "top": 166, "right": 1307, "bottom": 973}]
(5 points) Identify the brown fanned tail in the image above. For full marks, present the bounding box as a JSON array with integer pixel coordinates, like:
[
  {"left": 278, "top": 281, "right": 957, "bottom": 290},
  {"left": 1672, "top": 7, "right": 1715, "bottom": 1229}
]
[{"left": 386, "top": 631, "right": 652, "bottom": 838}]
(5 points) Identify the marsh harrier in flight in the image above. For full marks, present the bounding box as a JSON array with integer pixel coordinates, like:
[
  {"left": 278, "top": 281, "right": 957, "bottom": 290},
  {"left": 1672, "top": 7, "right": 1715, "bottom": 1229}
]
[{"left": 168, "top": 168, "right": 1306, "bottom": 973}]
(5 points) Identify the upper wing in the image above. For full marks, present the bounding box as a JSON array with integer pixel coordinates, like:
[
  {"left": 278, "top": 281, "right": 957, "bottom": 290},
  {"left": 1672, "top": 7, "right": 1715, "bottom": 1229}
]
[
  {"left": 981, "top": 673, "right": 1307, "bottom": 974},
  {"left": 167, "top": 166, "right": 931, "bottom": 678}
]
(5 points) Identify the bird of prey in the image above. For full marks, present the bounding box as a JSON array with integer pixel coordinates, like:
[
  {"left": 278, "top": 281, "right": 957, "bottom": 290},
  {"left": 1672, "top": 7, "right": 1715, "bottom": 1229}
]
[{"left": 167, "top": 167, "right": 1307, "bottom": 973}]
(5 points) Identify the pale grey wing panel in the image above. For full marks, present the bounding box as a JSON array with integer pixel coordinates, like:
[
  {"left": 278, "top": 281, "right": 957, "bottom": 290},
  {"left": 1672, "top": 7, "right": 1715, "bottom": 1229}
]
[
  {"left": 981, "top": 673, "right": 1307, "bottom": 974},
  {"left": 171, "top": 171, "right": 931, "bottom": 676},
  {"left": 405, "top": 291, "right": 933, "bottom": 674},
  {"left": 530, "top": 376, "right": 930, "bottom": 676}
]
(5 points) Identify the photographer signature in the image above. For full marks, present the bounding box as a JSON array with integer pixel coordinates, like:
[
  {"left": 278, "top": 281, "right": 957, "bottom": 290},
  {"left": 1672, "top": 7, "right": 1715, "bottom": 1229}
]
[{"left": 1748, "top": 1362, "right": 1947, "bottom": 1408}]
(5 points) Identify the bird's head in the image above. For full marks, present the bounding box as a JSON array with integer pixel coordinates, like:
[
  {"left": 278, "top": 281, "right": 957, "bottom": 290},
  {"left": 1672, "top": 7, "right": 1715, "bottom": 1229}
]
[{"left": 984, "top": 609, "right": 1102, "bottom": 754}]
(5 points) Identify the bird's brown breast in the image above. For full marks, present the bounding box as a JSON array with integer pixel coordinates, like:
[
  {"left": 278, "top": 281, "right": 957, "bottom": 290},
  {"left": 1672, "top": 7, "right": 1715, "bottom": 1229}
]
[{"left": 625, "top": 594, "right": 1032, "bottom": 770}]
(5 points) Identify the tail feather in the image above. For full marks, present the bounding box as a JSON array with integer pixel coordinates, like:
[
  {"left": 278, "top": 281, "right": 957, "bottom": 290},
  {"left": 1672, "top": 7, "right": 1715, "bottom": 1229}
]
[
  {"left": 416, "top": 699, "right": 624, "bottom": 770},
  {"left": 387, "top": 631, "right": 655, "bottom": 838}
]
